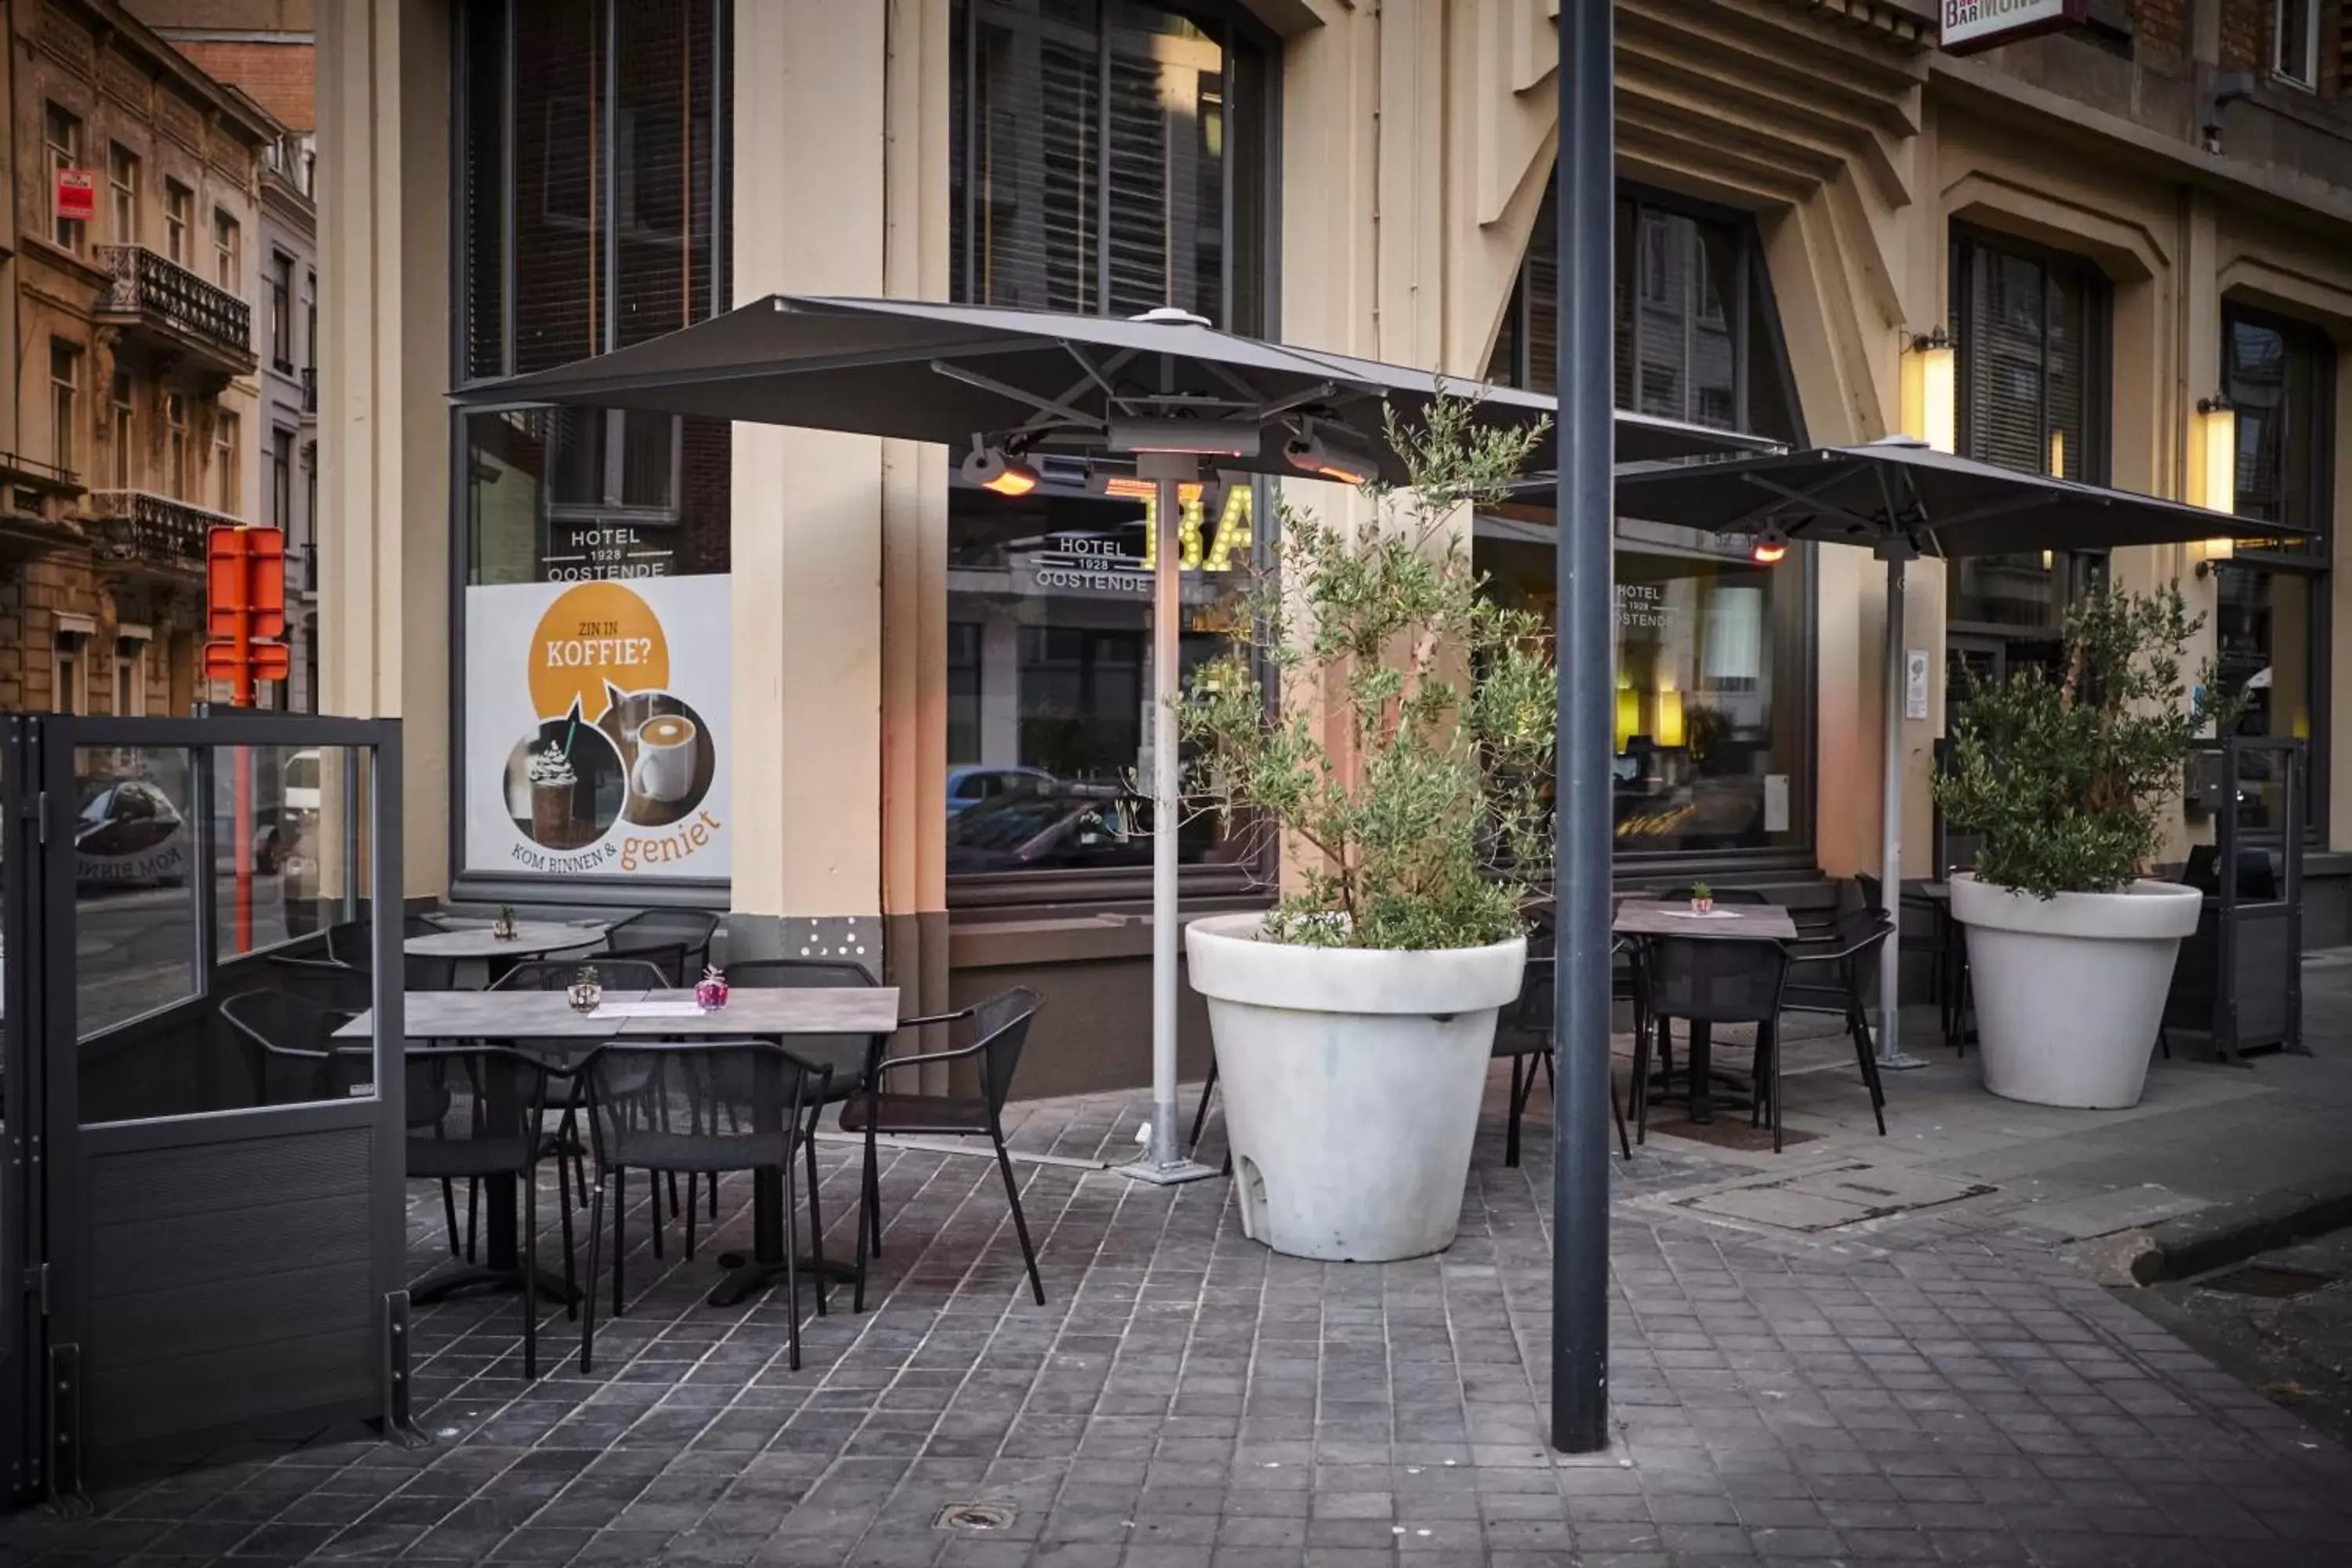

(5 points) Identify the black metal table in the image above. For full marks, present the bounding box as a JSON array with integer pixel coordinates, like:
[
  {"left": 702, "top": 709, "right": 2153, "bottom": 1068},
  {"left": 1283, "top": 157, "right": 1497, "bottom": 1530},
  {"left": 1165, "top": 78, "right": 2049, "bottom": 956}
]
[{"left": 339, "top": 985, "right": 898, "bottom": 1308}]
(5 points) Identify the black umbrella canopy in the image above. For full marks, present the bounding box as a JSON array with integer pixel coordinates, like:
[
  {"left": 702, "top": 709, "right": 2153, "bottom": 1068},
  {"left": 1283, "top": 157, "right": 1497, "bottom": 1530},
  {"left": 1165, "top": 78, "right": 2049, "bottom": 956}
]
[
  {"left": 1612, "top": 434, "right": 2304, "bottom": 557},
  {"left": 452, "top": 294, "right": 1769, "bottom": 481}
]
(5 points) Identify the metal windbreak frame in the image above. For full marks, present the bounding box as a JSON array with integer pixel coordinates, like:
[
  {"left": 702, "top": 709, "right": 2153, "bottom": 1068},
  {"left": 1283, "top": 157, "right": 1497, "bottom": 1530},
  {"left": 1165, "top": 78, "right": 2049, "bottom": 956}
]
[{"left": 0, "top": 714, "right": 409, "bottom": 1507}]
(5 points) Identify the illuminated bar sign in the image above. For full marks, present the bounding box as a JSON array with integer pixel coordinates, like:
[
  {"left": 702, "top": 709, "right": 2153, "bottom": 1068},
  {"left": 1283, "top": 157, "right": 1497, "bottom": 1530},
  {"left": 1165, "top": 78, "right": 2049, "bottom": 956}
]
[{"left": 1940, "top": 0, "right": 2085, "bottom": 55}]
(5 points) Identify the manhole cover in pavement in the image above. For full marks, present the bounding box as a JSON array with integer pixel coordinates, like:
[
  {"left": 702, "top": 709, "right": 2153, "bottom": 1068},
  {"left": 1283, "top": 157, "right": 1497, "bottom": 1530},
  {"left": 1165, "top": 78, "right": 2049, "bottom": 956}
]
[
  {"left": 2202, "top": 1265, "right": 2336, "bottom": 1300},
  {"left": 935, "top": 1501, "right": 1018, "bottom": 1533}
]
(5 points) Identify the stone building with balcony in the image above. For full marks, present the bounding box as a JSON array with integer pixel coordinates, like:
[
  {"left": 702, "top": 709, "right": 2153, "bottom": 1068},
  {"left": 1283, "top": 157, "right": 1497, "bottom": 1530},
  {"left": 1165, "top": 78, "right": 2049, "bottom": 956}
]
[
  {"left": 140, "top": 1, "right": 320, "bottom": 710},
  {"left": 0, "top": 0, "right": 281, "bottom": 717}
]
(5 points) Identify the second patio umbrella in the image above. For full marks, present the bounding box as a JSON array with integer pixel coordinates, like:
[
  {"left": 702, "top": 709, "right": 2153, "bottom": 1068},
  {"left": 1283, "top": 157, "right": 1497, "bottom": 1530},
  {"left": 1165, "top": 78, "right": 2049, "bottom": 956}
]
[{"left": 1613, "top": 434, "right": 2307, "bottom": 1069}]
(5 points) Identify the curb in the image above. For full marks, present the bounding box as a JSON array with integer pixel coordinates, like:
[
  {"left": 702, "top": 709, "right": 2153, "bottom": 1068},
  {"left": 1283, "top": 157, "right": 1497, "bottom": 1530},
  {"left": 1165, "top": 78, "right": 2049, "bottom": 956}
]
[{"left": 2132, "top": 1179, "right": 2352, "bottom": 1284}]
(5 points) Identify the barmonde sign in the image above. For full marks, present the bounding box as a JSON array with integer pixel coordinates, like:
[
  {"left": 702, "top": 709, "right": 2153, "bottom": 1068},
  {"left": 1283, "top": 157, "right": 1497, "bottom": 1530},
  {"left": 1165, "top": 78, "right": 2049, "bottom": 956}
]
[{"left": 1940, "top": 0, "right": 2085, "bottom": 55}]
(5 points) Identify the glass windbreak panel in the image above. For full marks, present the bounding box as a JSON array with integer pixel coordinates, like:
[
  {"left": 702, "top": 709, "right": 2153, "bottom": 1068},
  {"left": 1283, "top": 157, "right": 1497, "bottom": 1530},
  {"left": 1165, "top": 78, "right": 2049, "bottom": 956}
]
[
  {"left": 946, "top": 481, "right": 1254, "bottom": 875},
  {"left": 1474, "top": 512, "right": 1809, "bottom": 855},
  {"left": 74, "top": 746, "right": 198, "bottom": 1036},
  {"left": 212, "top": 745, "right": 355, "bottom": 960},
  {"left": 2216, "top": 564, "right": 2317, "bottom": 835}
]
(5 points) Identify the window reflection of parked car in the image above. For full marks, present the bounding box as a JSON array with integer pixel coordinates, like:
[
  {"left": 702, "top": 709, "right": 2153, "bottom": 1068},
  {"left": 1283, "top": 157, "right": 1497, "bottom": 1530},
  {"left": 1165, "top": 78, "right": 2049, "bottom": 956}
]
[
  {"left": 75, "top": 781, "right": 186, "bottom": 885},
  {"left": 946, "top": 789, "right": 1150, "bottom": 873},
  {"left": 283, "top": 749, "right": 322, "bottom": 816},
  {"left": 946, "top": 764, "right": 1055, "bottom": 817}
]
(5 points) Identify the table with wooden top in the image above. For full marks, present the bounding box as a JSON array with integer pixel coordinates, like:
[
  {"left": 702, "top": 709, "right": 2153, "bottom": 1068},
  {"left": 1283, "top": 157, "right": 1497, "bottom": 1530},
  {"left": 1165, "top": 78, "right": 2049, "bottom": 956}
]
[
  {"left": 1612, "top": 899, "right": 1798, "bottom": 1125},
  {"left": 343, "top": 985, "right": 901, "bottom": 1308}
]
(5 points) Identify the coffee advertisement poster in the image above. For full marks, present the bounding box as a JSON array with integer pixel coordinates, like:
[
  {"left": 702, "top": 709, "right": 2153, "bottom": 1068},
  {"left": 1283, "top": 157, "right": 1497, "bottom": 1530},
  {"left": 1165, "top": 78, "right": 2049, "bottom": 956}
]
[{"left": 463, "top": 575, "right": 731, "bottom": 880}]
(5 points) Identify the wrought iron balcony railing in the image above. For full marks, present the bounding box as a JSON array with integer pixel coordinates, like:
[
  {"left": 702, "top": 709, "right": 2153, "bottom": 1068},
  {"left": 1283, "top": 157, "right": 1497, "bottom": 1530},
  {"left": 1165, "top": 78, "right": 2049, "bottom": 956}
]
[
  {"left": 94, "top": 245, "right": 252, "bottom": 361},
  {"left": 85, "top": 489, "right": 241, "bottom": 570}
]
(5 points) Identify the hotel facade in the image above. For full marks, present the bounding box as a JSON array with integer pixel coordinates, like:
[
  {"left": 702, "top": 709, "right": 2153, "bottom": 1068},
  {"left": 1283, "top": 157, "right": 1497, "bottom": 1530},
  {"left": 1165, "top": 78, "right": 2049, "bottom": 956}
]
[{"left": 316, "top": 0, "right": 2352, "bottom": 1091}]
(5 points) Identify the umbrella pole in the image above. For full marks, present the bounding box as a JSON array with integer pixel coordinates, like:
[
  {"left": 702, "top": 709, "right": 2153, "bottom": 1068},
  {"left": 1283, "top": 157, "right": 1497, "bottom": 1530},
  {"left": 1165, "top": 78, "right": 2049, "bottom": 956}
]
[
  {"left": 1127, "top": 455, "right": 1217, "bottom": 1185},
  {"left": 1877, "top": 544, "right": 1929, "bottom": 1070}
]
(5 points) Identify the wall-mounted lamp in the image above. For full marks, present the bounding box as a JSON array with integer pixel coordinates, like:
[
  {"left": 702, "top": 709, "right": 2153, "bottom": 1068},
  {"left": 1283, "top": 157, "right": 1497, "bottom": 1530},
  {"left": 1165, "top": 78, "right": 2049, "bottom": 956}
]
[
  {"left": 2189, "top": 395, "right": 2237, "bottom": 577},
  {"left": 1750, "top": 520, "right": 1790, "bottom": 565},
  {"left": 1654, "top": 687, "right": 1686, "bottom": 750},
  {"left": 1615, "top": 684, "right": 1640, "bottom": 752},
  {"left": 1900, "top": 325, "right": 1955, "bottom": 454},
  {"left": 2190, "top": 396, "right": 2237, "bottom": 514},
  {"left": 961, "top": 444, "right": 1040, "bottom": 496}
]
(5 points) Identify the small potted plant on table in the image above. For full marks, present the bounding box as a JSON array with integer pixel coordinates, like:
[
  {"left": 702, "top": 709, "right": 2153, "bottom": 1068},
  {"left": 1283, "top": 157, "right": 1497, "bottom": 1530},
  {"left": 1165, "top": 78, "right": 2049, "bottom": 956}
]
[
  {"left": 1179, "top": 398, "right": 1551, "bottom": 1262},
  {"left": 1687, "top": 882, "right": 1715, "bottom": 915},
  {"left": 1933, "top": 586, "right": 2230, "bottom": 1109}
]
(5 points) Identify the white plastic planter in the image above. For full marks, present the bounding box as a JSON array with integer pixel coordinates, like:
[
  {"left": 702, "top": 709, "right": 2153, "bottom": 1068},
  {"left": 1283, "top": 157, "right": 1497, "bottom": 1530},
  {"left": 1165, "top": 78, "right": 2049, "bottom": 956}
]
[
  {"left": 1949, "top": 871, "right": 2201, "bottom": 1109},
  {"left": 1184, "top": 912, "right": 1525, "bottom": 1261}
]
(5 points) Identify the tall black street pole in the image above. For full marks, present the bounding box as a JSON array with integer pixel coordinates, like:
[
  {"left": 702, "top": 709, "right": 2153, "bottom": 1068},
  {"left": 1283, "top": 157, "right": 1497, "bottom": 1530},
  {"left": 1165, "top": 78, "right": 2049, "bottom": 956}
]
[{"left": 1551, "top": 0, "right": 1614, "bottom": 1455}]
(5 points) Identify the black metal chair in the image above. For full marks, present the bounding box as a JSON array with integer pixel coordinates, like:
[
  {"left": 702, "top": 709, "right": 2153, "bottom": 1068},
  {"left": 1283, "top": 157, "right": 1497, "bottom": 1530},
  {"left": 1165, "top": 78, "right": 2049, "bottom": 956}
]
[
  {"left": 844, "top": 989, "right": 1044, "bottom": 1312},
  {"left": 1860, "top": 872, "right": 1968, "bottom": 1051},
  {"left": 321, "top": 914, "right": 456, "bottom": 991},
  {"left": 220, "top": 989, "right": 467, "bottom": 1257},
  {"left": 595, "top": 909, "right": 721, "bottom": 978},
  {"left": 406, "top": 1046, "right": 572, "bottom": 1379},
  {"left": 1494, "top": 951, "right": 1633, "bottom": 1166},
  {"left": 571, "top": 1040, "right": 829, "bottom": 1371},
  {"left": 1634, "top": 935, "right": 1796, "bottom": 1152},
  {"left": 550, "top": 938, "right": 693, "bottom": 987},
  {"left": 265, "top": 953, "right": 372, "bottom": 1011},
  {"left": 728, "top": 958, "right": 884, "bottom": 1237},
  {"left": 492, "top": 958, "right": 675, "bottom": 1221},
  {"left": 1781, "top": 910, "right": 1894, "bottom": 1136}
]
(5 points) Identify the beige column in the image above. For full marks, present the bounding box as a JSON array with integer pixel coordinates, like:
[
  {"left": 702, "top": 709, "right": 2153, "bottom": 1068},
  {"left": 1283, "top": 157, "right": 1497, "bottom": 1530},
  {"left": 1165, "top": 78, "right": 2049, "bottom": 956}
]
[
  {"left": 725, "top": 2, "right": 890, "bottom": 949},
  {"left": 314, "top": 0, "right": 452, "bottom": 898}
]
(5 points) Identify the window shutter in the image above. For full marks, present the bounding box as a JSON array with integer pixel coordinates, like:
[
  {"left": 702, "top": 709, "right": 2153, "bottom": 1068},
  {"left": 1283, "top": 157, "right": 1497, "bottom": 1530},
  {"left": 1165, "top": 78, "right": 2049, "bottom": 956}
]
[{"left": 967, "top": 10, "right": 1100, "bottom": 313}]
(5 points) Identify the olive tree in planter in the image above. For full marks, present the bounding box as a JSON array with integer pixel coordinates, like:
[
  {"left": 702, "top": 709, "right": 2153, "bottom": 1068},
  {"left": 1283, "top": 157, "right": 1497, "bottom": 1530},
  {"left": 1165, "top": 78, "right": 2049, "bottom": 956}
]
[
  {"left": 1178, "top": 399, "right": 1551, "bottom": 1261},
  {"left": 1933, "top": 585, "right": 2232, "bottom": 1109}
]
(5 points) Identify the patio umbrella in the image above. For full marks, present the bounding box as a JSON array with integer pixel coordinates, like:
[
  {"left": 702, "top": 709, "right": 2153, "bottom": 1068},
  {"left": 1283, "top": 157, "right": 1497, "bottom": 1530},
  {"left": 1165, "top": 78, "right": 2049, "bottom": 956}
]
[
  {"left": 456, "top": 293, "right": 1777, "bottom": 1185},
  {"left": 1612, "top": 434, "right": 2309, "bottom": 1069}
]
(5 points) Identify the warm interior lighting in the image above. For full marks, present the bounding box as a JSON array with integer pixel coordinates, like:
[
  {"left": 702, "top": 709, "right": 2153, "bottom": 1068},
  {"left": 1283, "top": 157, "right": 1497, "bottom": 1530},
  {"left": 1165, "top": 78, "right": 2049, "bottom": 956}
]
[
  {"left": 1900, "top": 326, "right": 1956, "bottom": 454},
  {"left": 2041, "top": 550, "right": 2055, "bottom": 571},
  {"left": 960, "top": 445, "right": 1040, "bottom": 496},
  {"left": 1615, "top": 684, "right": 1641, "bottom": 751},
  {"left": 2048, "top": 430, "right": 2066, "bottom": 477},
  {"left": 1283, "top": 422, "right": 1382, "bottom": 487},
  {"left": 1750, "top": 521, "right": 1790, "bottom": 565},
  {"left": 1654, "top": 688, "right": 1686, "bottom": 749},
  {"left": 2191, "top": 396, "right": 2237, "bottom": 515}
]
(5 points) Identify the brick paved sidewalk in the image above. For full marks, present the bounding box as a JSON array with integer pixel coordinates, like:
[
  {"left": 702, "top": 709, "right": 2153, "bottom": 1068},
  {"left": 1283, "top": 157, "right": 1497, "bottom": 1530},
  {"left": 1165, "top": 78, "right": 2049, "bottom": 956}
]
[{"left": 7, "top": 1072, "right": 2351, "bottom": 1567}]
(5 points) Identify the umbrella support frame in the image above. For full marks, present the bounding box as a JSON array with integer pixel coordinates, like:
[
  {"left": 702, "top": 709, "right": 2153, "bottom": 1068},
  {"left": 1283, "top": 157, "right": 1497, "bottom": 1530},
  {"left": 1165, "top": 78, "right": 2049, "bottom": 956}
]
[
  {"left": 1123, "top": 453, "right": 1220, "bottom": 1186},
  {"left": 1876, "top": 539, "right": 1931, "bottom": 1072}
]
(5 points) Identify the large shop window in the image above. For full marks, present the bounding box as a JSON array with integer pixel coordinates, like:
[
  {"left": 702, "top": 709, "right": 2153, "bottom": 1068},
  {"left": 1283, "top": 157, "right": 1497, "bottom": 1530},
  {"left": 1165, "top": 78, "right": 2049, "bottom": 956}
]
[
  {"left": 1947, "top": 228, "right": 2111, "bottom": 663},
  {"left": 2216, "top": 305, "right": 2334, "bottom": 837},
  {"left": 945, "top": 2, "right": 1272, "bottom": 897},
  {"left": 453, "top": 0, "right": 734, "bottom": 887},
  {"left": 1481, "top": 184, "right": 1811, "bottom": 861}
]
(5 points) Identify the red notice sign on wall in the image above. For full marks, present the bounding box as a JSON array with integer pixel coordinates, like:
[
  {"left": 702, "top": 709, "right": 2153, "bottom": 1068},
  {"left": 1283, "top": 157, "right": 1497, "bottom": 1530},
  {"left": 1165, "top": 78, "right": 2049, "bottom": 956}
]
[{"left": 54, "top": 169, "right": 94, "bottom": 223}]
